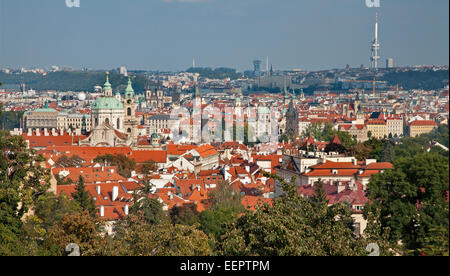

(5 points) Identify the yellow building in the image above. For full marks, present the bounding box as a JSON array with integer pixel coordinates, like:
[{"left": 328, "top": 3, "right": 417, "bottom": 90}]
[
  {"left": 408, "top": 120, "right": 438, "bottom": 137},
  {"left": 366, "top": 119, "right": 387, "bottom": 139}
]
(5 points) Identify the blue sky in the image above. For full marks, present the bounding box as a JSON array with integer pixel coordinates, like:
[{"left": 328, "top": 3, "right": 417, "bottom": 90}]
[{"left": 0, "top": 0, "right": 448, "bottom": 71}]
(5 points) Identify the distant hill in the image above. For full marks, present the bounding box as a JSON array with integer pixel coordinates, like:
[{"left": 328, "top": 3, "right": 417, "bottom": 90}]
[
  {"left": 0, "top": 71, "right": 153, "bottom": 92},
  {"left": 359, "top": 69, "right": 449, "bottom": 90},
  {"left": 381, "top": 70, "right": 449, "bottom": 90},
  {"left": 186, "top": 67, "right": 243, "bottom": 80}
]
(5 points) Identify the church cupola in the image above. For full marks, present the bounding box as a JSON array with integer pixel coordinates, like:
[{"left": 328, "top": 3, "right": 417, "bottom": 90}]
[
  {"left": 125, "top": 76, "right": 135, "bottom": 99},
  {"left": 103, "top": 72, "right": 113, "bottom": 97}
]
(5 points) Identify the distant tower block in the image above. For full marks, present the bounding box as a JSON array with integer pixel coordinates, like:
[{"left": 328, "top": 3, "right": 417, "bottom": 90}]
[
  {"left": 266, "top": 56, "right": 269, "bottom": 72},
  {"left": 192, "top": 57, "right": 196, "bottom": 68},
  {"left": 253, "top": 60, "right": 262, "bottom": 76},
  {"left": 386, "top": 58, "right": 394, "bottom": 68},
  {"left": 371, "top": 12, "right": 380, "bottom": 70}
]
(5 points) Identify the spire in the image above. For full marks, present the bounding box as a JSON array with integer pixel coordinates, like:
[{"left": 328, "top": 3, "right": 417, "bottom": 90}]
[
  {"left": 103, "top": 72, "right": 113, "bottom": 96},
  {"left": 125, "top": 76, "right": 134, "bottom": 98}
]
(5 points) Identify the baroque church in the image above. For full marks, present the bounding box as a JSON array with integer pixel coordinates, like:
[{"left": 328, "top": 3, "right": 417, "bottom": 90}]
[
  {"left": 145, "top": 77, "right": 164, "bottom": 110},
  {"left": 79, "top": 73, "right": 139, "bottom": 147}
]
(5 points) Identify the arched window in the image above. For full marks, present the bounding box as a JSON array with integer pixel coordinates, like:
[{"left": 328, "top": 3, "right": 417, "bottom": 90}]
[
  {"left": 127, "top": 108, "right": 131, "bottom": 116},
  {"left": 117, "top": 118, "right": 120, "bottom": 129},
  {"left": 105, "top": 118, "right": 109, "bottom": 125},
  {"left": 127, "top": 128, "right": 131, "bottom": 133},
  {"left": 95, "top": 118, "right": 98, "bottom": 127}
]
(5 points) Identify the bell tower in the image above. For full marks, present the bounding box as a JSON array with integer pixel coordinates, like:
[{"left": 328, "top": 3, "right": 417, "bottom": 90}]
[{"left": 123, "top": 76, "right": 138, "bottom": 142}]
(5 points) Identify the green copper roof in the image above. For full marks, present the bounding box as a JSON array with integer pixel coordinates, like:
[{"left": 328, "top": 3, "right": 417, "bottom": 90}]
[
  {"left": 103, "top": 72, "right": 112, "bottom": 90},
  {"left": 125, "top": 77, "right": 134, "bottom": 98},
  {"left": 33, "top": 107, "right": 58, "bottom": 113},
  {"left": 33, "top": 101, "right": 58, "bottom": 112},
  {"left": 92, "top": 96, "right": 124, "bottom": 110}
]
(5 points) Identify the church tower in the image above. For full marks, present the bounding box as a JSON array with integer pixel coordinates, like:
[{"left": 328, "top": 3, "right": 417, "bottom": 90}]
[
  {"left": 285, "top": 95, "right": 299, "bottom": 138},
  {"left": 103, "top": 72, "right": 113, "bottom": 97},
  {"left": 123, "top": 76, "right": 138, "bottom": 142}
]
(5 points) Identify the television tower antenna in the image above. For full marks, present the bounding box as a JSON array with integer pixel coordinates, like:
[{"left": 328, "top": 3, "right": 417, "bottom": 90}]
[{"left": 371, "top": 12, "right": 380, "bottom": 70}]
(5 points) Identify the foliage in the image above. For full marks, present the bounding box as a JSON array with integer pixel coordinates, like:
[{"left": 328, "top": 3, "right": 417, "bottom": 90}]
[
  {"left": 364, "top": 153, "right": 449, "bottom": 254},
  {"left": 71, "top": 175, "right": 96, "bottom": 217},
  {"left": 348, "top": 142, "right": 372, "bottom": 161},
  {"left": 217, "top": 173, "right": 369, "bottom": 256},
  {"left": 170, "top": 203, "right": 200, "bottom": 226},
  {"left": 141, "top": 159, "right": 158, "bottom": 175},
  {"left": 208, "top": 181, "right": 244, "bottom": 211},
  {"left": 94, "top": 153, "right": 136, "bottom": 178},
  {"left": 380, "top": 69, "right": 449, "bottom": 90},
  {"left": 108, "top": 214, "right": 212, "bottom": 256},
  {"left": 0, "top": 71, "right": 153, "bottom": 92},
  {"left": 199, "top": 207, "right": 239, "bottom": 240},
  {"left": 416, "top": 225, "right": 449, "bottom": 256},
  {"left": 55, "top": 174, "right": 73, "bottom": 186},
  {"left": 130, "top": 179, "right": 168, "bottom": 225},
  {"left": 42, "top": 211, "right": 105, "bottom": 256},
  {"left": 199, "top": 181, "right": 243, "bottom": 239},
  {"left": 302, "top": 122, "right": 356, "bottom": 148},
  {"left": 0, "top": 131, "right": 50, "bottom": 255},
  {"left": 186, "top": 67, "right": 242, "bottom": 80},
  {"left": 0, "top": 111, "right": 24, "bottom": 131}
]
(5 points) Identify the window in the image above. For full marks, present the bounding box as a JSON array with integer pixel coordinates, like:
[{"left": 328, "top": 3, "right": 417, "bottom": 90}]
[
  {"left": 117, "top": 118, "right": 120, "bottom": 129},
  {"left": 127, "top": 108, "right": 131, "bottom": 116}
]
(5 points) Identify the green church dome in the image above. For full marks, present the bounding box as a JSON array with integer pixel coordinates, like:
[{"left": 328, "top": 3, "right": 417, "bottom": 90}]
[{"left": 92, "top": 96, "right": 124, "bottom": 110}]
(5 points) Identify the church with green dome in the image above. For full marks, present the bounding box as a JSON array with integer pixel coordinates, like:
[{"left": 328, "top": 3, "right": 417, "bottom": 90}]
[{"left": 80, "top": 73, "right": 139, "bottom": 147}]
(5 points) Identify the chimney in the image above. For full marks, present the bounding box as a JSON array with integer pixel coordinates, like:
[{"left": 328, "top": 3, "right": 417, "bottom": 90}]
[
  {"left": 51, "top": 128, "right": 57, "bottom": 136},
  {"left": 35, "top": 129, "right": 41, "bottom": 136},
  {"left": 60, "top": 129, "right": 64, "bottom": 136},
  {"left": 338, "top": 183, "right": 345, "bottom": 193},
  {"left": 112, "top": 186, "right": 119, "bottom": 201},
  {"left": 245, "top": 165, "right": 250, "bottom": 173},
  {"left": 67, "top": 128, "right": 71, "bottom": 135},
  {"left": 96, "top": 185, "right": 101, "bottom": 195},
  {"left": 353, "top": 159, "right": 357, "bottom": 166},
  {"left": 27, "top": 128, "right": 32, "bottom": 136},
  {"left": 99, "top": 206, "right": 104, "bottom": 217},
  {"left": 44, "top": 128, "right": 49, "bottom": 136},
  {"left": 124, "top": 204, "right": 129, "bottom": 215}
]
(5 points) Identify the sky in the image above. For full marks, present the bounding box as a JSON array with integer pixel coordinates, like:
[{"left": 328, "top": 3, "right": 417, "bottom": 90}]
[{"left": 0, "top": 0, "right": 448, "bottom": 71}]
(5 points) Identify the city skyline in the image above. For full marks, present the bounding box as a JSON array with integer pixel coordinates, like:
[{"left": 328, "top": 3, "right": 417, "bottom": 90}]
[{"left": 0, "top": 0, "right": 448, "bottom": 71}]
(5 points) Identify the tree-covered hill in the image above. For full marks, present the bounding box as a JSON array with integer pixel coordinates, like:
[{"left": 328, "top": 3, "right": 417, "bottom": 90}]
[
  {"left": 186, "top": 67, "right": 243, "bottom": 80},
  {"left": 376, "top": 69, "right": 448, "bottom": 90},
  {"left": 0, "top": 71, "right": 153, "bottom": 92}
]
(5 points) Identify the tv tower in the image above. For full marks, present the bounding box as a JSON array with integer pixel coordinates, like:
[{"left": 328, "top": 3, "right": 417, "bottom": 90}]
[{"left": 370, "top": 12, "right": 380, "bottom": 70}]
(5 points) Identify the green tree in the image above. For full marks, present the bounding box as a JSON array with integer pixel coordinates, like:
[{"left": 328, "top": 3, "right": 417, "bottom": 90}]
[
  {"left": 111, "top": 213, "right": 212, "bottom": 256},
  {"left": 130, "top": 179, "right": 167, "bottom": 225},
  {"left": 141, "top": 159, "right": 157, "bottom": 175},
  {"left": 348, "top": 142, "right": 372, "bottom": 161},
  {"left": 0, "top": 131, "right": 50, "bottom": 255},
  {"left": 170, "top": 203, "right": 200, "bottom": 226},
  {"left": 364, "top": 153, "right": 449, "bottom": 254},
  {"left": 199, "top": 207, "right": 239, "bottom": 239},
  {"left": 208, "top": 181, "right": 244, "bottom": 211},
  {"left": 71, "top": 176, "right": 96, "bottom": 217},
  {"left": 43, "top": 211, "right": 105, "bottom": 256},
  {"left": 94, "top": 153, "right": 136, "bottom": 178},
  {"left": 217, "top": 173, "right": 368, "bottom": 256}
]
